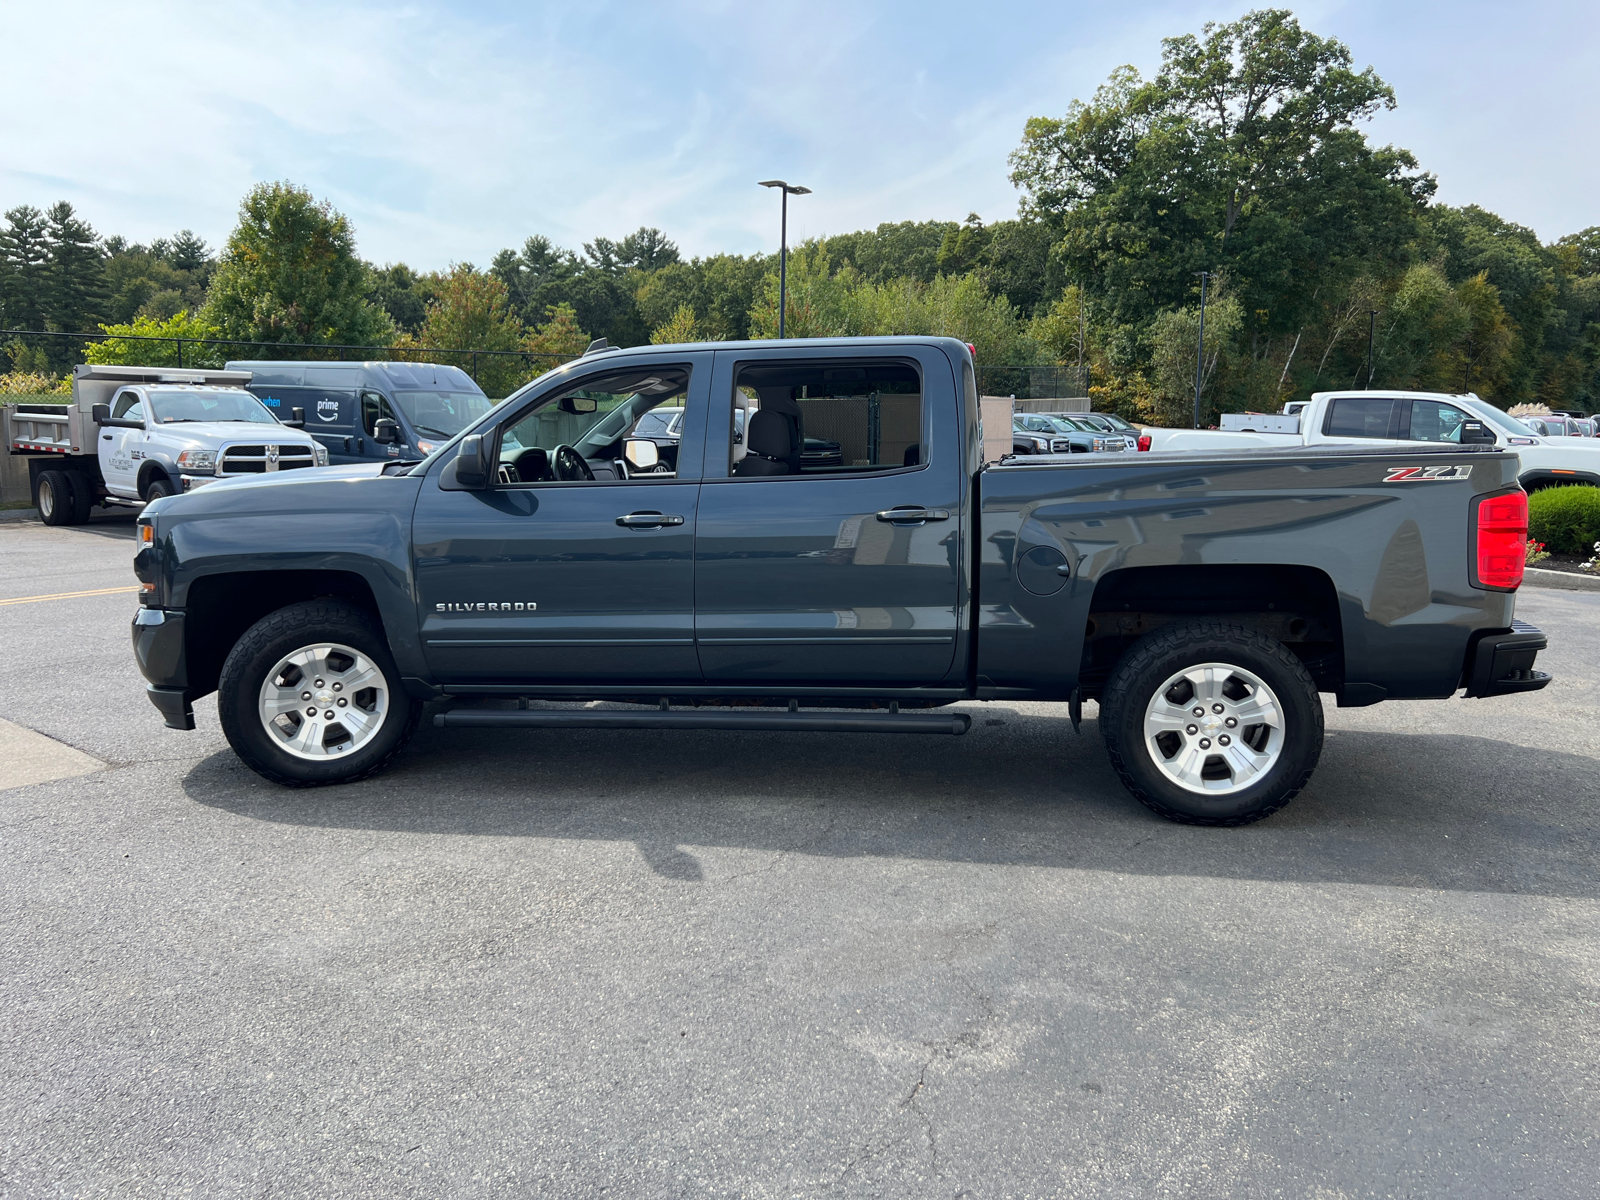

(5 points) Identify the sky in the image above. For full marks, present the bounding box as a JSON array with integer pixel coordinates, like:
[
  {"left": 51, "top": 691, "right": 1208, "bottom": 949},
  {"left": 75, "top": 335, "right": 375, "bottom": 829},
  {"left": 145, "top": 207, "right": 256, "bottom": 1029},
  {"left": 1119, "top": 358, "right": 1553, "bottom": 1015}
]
[{"left": 3, "top": 0, "right": 1596, "bottom": 270}]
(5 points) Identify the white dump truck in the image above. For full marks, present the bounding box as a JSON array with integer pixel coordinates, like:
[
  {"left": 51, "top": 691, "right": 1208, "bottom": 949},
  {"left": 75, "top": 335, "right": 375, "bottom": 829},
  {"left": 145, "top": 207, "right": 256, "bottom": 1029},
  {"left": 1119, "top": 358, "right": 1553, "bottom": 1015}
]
[
  {"left": 1150, "top": 389, "right": 1600, "bottom": 491},
  {"left": 4, "top": 364, "right": 329, "bottom": 525}
]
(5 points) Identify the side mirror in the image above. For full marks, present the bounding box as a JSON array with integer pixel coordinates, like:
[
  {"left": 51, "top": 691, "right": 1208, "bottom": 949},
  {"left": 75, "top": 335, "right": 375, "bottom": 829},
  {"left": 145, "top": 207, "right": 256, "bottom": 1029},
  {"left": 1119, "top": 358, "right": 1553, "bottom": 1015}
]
[
  {"left": 559, "top": 395, "right": 599, "bottom": 415},
  {"left": 92, "top": 403, "right": 110, "bottom": 425},
  {"left": 1461, "top": 420, "right": 1497, "bottom": 445},
  {"left": 450, "top": 434, "right": 490, "bottom": 489},
  {"left": 624, "top": 438, "right": 659, "bottom": 470},
  {"left": 279, "top": 406, "right": 306, "bottom": 428},
  {"left": 373, "top": 417, "right": 400, "bottom": 444}
]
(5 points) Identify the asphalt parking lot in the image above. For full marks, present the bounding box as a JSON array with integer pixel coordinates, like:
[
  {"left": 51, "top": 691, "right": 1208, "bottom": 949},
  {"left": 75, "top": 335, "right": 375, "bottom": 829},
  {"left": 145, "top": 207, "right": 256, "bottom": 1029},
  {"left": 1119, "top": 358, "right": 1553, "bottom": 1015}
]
[{"left": 2, "top": 511, "right": 1598, "bottom": 1199}]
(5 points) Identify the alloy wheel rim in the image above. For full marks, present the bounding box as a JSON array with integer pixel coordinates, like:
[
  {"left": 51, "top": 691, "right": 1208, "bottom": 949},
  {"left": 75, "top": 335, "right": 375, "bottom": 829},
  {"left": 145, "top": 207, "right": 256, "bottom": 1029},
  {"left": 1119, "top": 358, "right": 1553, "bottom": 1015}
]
[
  {"left": 40, "top": 481, "right": 55, "bottom": 518},
  {"left": 257, "top": 641, "right": 388, "bottom": 761},
  {"left": 1142, "top": 662, "right": 1284, "bottom": 795}
]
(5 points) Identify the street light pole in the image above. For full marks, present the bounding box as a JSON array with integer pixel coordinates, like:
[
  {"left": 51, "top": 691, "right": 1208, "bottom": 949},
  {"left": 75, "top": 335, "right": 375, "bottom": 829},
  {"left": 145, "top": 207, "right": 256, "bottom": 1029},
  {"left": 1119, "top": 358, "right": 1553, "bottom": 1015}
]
[
  {"left": 1365, "top": 309, "right": 1378, "bottom": 389},
  {"left": 1193, "top": 271, "right": 1211, "bottom": 429},
  {"left": 759, "top": 180, "right": 811, "bottom": 339}
]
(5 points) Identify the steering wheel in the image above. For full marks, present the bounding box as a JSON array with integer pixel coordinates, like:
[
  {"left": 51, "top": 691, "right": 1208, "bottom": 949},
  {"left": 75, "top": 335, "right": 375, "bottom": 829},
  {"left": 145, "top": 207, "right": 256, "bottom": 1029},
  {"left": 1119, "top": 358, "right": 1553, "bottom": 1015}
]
[{"left": 551, "top": 444, "right": 594, "bottom": 482}]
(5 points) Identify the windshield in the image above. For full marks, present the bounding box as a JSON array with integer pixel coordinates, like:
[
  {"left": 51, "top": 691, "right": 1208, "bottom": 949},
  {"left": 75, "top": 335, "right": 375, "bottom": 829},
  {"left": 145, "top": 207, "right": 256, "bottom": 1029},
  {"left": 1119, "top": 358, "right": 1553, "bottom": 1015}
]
[
  {"left": 1097, "top": 413, "right": 1136, "bottom": 431},
  {"left": 148, "top": 389, "right": 277, "bottom": 424},
  {"left": 1049, "top": 415, "right": 1091, "bottom": 433},
  {"left": 1461, "top": 397, "right": 1543, "bottom": 440},
  {"left": 391, "top": 389, "right": 495, "bottom": 439}
]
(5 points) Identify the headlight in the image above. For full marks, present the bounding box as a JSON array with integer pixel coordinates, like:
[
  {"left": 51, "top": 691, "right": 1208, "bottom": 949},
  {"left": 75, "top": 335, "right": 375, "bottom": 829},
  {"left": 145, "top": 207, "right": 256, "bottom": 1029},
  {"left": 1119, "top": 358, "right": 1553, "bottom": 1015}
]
[
  {"left": 313, "top": 443, "right": 329, "bottom": 466},
  {"left": 416, "top": 439, "right": 435, "bottom": 455},
  {"left": 176, "top": 449, "right": 216, "bottom": 470},
  {"left": 1094, "top": 437, "right": 1110, "bottom": 451}
]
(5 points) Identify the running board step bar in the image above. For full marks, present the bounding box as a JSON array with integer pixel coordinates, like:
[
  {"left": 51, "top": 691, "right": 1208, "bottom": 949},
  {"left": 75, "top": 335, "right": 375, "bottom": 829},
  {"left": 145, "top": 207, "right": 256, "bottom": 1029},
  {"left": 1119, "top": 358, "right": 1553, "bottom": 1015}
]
[{"left": 434, "top": 708, "right": 971, "bottom": 735}]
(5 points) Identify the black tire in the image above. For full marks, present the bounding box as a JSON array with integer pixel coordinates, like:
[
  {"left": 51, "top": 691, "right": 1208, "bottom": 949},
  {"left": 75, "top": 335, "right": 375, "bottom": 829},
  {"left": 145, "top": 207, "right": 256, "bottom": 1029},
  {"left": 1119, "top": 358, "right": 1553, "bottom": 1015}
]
[
  {"left": 143, "top": 476, "right": 177, "bottom": 502},
  {"left": 1100, "top": 622, "right": 1323, "bottom": 826},
  {"left": 217, "top": 600, "right": 421, "bottom": 787},
  {"left": 64, "top": 471, "right": 93, "bottom": 522},
  {"left": 36, "top": 470, "right": 80, "bottom": 526}
]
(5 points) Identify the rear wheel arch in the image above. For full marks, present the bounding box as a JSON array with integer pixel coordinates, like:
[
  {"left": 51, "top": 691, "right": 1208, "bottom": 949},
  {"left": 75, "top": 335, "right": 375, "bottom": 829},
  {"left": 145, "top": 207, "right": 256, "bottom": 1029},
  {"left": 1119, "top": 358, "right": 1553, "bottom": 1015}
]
[{"left": 1078, "top": 563, "right": 1344, "bottom": 700}]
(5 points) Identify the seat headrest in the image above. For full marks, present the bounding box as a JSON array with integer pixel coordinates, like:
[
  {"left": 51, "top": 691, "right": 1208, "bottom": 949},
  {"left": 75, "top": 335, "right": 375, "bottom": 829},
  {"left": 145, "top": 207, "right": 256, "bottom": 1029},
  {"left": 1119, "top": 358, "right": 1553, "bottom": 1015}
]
[{"left": 746, "top": 408, "right": 792, "bottom": 459}]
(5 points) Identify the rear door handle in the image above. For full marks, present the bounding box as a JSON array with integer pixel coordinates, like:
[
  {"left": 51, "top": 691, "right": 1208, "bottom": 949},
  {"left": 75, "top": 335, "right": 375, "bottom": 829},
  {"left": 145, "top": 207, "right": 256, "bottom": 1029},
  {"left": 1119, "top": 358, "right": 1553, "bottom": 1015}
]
[
  {"left": 617, "top": 511, "right": 685, "bottom": 528},
  {"left": 875, "top": 506, "right": 951, "bottom": 524}
]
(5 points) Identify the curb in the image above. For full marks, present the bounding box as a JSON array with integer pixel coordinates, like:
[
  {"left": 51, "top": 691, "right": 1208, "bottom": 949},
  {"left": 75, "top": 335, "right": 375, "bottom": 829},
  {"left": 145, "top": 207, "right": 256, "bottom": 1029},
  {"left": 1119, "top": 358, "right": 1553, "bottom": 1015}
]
[
  {"left": 1524, "top": 566, "right": 1600, "bottom": 592},
  {"left": 0, "top": 508, "right": 39, "bottom": 524}
]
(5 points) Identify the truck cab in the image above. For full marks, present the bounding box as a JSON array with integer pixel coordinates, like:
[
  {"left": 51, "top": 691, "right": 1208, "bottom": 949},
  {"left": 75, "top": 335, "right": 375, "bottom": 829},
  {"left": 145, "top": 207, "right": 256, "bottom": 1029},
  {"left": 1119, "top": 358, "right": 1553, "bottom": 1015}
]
[{"left": 4, "top": 365, "right": 329, "bottom": 525}]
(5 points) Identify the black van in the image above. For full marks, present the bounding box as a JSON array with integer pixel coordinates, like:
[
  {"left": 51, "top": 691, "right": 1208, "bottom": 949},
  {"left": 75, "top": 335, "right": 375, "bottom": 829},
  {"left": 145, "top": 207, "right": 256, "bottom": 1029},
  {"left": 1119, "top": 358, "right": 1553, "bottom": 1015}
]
[{"left": 225, "top": 361, "right": 493, "bottom": 465}]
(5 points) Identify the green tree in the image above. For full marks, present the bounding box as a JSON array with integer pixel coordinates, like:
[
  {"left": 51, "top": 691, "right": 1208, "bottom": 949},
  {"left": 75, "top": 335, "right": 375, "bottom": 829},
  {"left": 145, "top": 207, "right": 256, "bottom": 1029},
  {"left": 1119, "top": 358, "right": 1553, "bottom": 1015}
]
[
  {"left": 1011, "top": 10, "right": 1428, "bottom": 339},
  {"left": 87, "top": 310, "right": 226, "bottom": 368},
  {"left": 202, "top": 181, "right": 394, "bottom": 348},
  {"left": 650, "top": 303, "right": 704, "bottom": 344},
  {"left": 0, "top": 205, "right": 51, "bottom": 331},
  {"left": 819, "top": 220, "right": 956, "bottom": 284},
  {"left": 44, "top": 202, "right": 107, "bottom": 335},
  {"left": 522, "top": 302, "right": 590, "bottom": 374},
  {"left": 368, "top": 262, "right": 436, "bottom": 334},
  {"left": 400, "top": 264, "right": 526, "bottom": 397}
]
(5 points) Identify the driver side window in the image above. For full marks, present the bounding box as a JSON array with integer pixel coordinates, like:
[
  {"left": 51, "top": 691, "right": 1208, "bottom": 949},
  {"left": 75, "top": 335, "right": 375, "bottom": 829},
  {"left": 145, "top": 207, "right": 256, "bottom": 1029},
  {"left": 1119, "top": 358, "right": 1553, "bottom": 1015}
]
[
  {"left": 496, "top": 365, "right": 692, "bottom": 485},
  {"left": 112, "top": 391, "right": 144, "bottom": 422}
]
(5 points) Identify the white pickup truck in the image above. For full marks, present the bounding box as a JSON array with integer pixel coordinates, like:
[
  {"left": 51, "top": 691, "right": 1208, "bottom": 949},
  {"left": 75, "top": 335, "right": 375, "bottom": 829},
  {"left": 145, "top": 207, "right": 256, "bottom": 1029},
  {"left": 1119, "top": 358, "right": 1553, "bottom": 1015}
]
[
  {"left": 4, "top": 364, "right": 329, "bottom": 525},
  {"left": 1148, "top": 389, "right": 1600, "bottom": 491}
]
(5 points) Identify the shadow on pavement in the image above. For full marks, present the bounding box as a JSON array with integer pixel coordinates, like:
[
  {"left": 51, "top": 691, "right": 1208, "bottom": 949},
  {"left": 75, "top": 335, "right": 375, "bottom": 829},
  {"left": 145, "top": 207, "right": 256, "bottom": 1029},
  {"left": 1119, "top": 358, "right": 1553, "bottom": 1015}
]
[{"left": 183, "top": 711, "right": 1600, "bottom": 898}]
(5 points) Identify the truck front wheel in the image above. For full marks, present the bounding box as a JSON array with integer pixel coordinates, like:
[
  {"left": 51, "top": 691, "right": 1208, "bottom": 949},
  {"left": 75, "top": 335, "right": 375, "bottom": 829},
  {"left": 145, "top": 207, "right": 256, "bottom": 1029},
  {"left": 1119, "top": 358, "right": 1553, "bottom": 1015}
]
[
  {"left": 1099, "top": 622, "right": 1323, "bottom": 826},
  {"left": 217, "top": 600, "right": 421, "bottom": 787}
]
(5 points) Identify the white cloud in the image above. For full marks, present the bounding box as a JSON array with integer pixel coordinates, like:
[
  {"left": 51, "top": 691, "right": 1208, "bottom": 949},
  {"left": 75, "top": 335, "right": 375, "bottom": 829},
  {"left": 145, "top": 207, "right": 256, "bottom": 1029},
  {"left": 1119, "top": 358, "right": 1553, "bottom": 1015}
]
[{"left": 2, "top": 0, "right": 1595, "bottom": 271}]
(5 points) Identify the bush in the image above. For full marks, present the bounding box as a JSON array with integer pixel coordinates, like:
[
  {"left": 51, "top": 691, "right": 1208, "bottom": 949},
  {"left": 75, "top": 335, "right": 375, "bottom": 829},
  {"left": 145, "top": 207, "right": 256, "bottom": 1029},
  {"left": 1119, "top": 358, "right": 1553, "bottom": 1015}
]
[{"left": 1528, "top": 485, "right": 1600, "bottom": 554}]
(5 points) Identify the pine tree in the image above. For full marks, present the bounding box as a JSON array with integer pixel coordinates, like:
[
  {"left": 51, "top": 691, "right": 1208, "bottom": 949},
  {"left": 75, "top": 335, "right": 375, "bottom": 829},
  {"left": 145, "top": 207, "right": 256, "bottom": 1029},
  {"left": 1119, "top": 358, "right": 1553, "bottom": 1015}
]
[
  {"left": 0, "top": 205, "right": 51, "bottom": 331},
  {"left": 44, "top": 201, "right": 107, "bottom": 334}
]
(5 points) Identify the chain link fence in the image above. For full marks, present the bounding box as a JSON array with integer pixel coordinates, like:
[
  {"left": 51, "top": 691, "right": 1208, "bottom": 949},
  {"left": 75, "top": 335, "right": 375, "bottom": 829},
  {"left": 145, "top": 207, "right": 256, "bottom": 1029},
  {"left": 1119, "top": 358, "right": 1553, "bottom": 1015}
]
[
  {"left": 0, "top": 329, "right": 576, "bottom": 402},
  {"left": 3, "top": 328, "right": 1091, "bottom": 404}
]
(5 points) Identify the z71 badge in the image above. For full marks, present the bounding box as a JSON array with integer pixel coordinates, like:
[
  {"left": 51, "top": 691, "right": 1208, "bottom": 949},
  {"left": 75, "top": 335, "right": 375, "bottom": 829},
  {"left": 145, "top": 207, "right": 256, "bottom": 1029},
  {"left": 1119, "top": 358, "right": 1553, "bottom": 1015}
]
[{"left": 1384, "top": 465, "right": 1473, "bottom": 482}]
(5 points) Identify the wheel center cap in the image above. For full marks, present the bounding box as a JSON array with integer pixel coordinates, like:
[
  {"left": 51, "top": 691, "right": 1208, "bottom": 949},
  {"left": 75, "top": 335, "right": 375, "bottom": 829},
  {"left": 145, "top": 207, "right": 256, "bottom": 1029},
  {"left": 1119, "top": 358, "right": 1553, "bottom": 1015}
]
[
  {"left": 315, "top": 691, "right": 334, "bottom": 706},
  {"left": 1201, "top": 713, "right": 1225, "bottom": 733}
]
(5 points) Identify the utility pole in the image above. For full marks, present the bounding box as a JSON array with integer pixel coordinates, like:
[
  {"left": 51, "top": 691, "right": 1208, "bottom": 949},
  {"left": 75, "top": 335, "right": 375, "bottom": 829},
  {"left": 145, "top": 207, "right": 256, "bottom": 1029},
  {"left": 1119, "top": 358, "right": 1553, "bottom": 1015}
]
[
  {"left": 758, "top": 180, "right": 812, "bottom": 339},
  {"left": 1365, "top": 309, "right": 1378, "bottom": 389},
  {"left": 1076, "top": 281, "right": 1086, "bottom": 395},
  {"left": 1193, "top": 271, "right": 1211, "bottom": 429}
]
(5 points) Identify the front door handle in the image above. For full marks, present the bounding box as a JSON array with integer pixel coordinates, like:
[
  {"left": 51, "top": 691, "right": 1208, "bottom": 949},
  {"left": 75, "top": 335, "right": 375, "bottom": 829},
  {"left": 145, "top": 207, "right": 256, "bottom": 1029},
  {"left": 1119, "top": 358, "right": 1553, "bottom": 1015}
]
[
  {"left": 875, "top": 506, "right": 951, "bottom": 524},
  {"left": 617, "top": 511, "right": 685, "bottom": 528}
]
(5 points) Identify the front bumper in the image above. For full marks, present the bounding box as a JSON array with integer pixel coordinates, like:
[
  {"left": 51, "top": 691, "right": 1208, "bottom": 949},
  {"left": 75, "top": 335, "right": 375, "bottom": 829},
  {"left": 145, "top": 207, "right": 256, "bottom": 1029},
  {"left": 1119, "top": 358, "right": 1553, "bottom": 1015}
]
[
  {"left": 1463, "top": 620, "right": 1552, "bottom": 698},
  {"left": 132, "top": 608, "right": 194, "bottom": 730},
  {"left": 181, "top": 474, "right": 221, "bottom": 491}
]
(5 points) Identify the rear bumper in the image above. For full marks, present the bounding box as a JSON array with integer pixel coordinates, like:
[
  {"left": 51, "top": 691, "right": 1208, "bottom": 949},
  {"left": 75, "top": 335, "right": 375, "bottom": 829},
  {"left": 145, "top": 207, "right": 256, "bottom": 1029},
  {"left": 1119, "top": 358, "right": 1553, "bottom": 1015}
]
[
  {"left": 132, "top": 608, "right": 194, "bottom": 730},
  {"left": 1463, "top": 620, "right": 1551, "bottom": 698}
]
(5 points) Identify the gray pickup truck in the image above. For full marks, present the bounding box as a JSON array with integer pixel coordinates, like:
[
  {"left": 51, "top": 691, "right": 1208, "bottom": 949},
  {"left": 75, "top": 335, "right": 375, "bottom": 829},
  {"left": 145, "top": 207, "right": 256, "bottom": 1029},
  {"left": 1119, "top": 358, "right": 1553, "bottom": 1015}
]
[{"left": 131, "top": 337, "right": 1549, "bottom": 826}]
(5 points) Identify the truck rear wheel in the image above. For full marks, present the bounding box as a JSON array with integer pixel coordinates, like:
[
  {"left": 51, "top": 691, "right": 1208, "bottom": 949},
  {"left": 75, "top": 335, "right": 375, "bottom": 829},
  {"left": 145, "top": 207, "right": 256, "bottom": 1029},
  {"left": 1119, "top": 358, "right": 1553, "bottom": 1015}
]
[
  {"left": 36, "top": 471, "right": 82, "bottom": 526},
  {"left": 1099, "top": 622, "right": 1323, "bottom": 826},
  {"left": 65, "top": 471, "right": 93, "bottom": 522},
  {"left": 217, "top": 600, "right": 421, "bottom": 787}
]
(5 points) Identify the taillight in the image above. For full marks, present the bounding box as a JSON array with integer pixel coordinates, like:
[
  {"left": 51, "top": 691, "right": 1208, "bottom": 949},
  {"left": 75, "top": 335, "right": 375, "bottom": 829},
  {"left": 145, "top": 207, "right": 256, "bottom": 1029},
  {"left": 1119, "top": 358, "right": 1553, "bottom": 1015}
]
[
  {"left": 1474, "top": 490, "right": 1527, "bottom": 590},
  {"left": 1137, "top": 434, "right": 1152, "bottom": 452}
]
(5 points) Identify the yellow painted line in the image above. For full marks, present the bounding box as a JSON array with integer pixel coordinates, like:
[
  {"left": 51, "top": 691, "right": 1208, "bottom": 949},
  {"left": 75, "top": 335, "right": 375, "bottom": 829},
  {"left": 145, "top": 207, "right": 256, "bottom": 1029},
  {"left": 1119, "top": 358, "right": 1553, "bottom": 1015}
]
[{"left": 0, "top": 585, "right": 141, "bottom": 606}]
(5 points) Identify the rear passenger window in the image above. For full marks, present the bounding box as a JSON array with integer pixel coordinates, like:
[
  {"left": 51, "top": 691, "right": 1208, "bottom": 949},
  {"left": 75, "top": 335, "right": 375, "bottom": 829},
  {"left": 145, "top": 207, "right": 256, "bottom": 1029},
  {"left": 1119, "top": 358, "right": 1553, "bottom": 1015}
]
[
  {"left": 1324, "top": 397, "right": 1399, "bottom": 439},
  {"left": 729, "top": 359, "right": 923, "bottom": 477}
]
